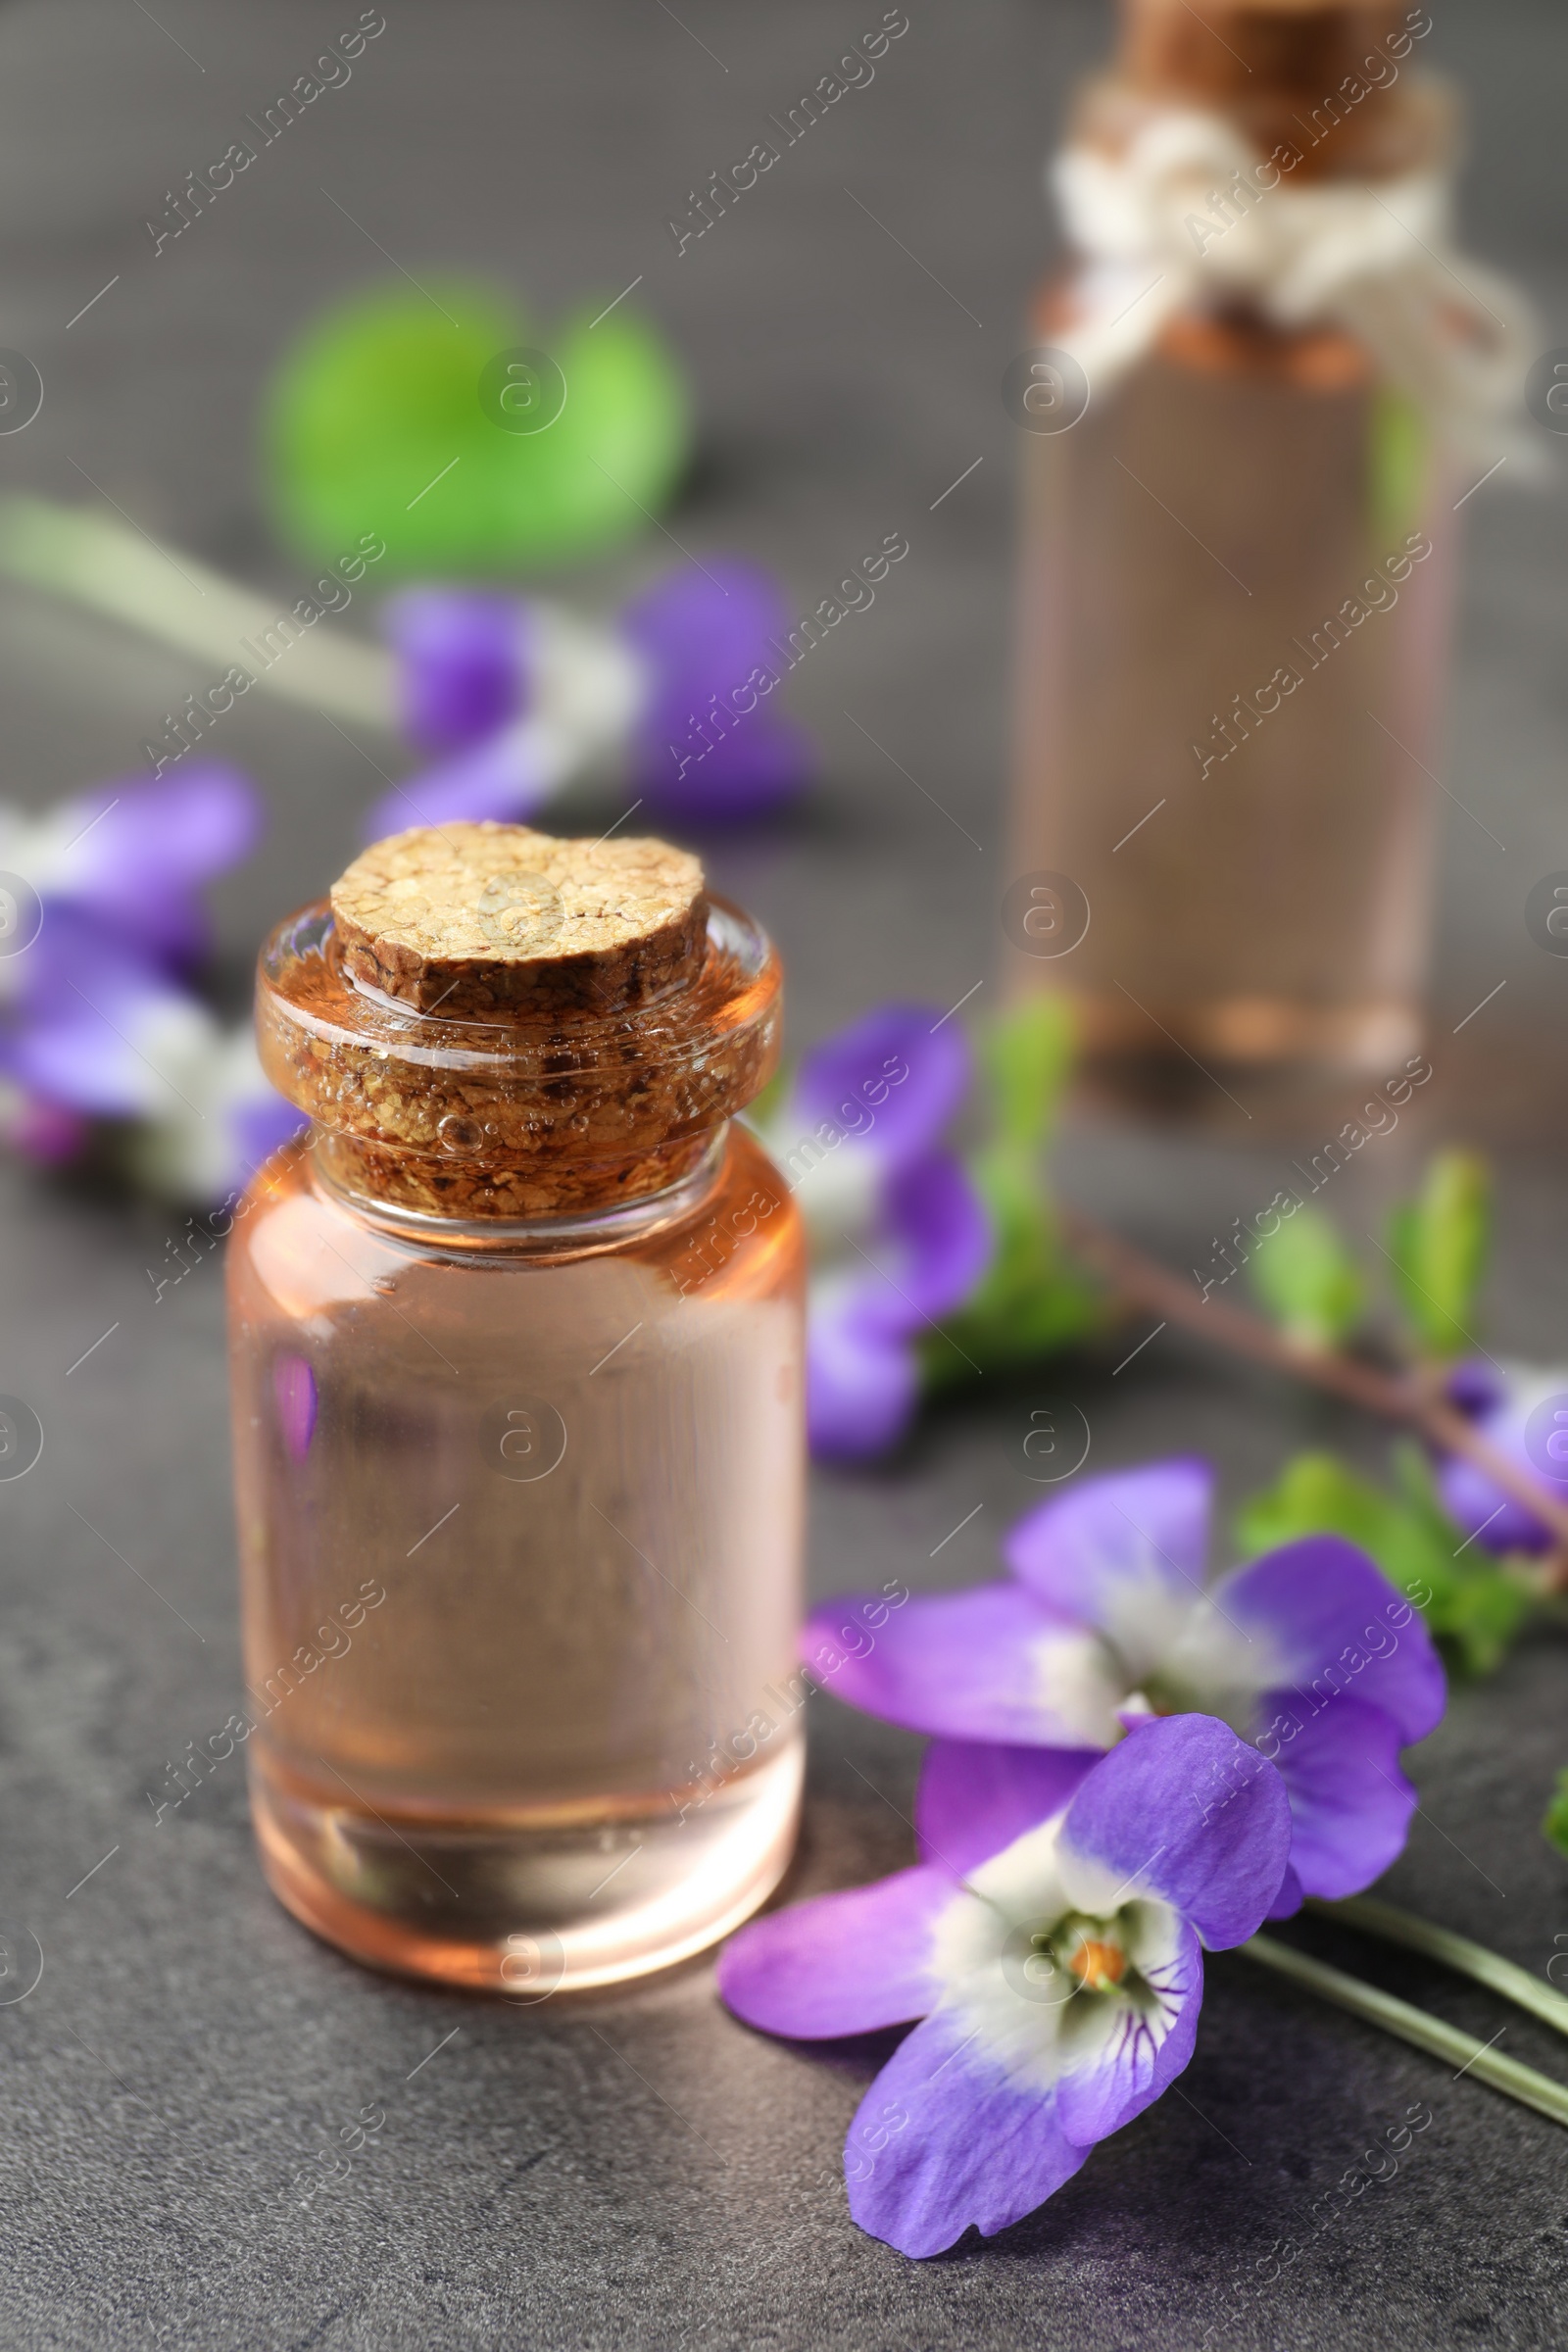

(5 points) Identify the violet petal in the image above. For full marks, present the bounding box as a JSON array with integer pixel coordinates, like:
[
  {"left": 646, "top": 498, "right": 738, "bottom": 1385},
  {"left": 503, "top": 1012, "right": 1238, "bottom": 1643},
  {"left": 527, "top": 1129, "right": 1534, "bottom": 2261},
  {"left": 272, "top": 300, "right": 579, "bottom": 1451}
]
[
  {"left": 1445, "top": 1358, "right": 1508, "bottom": 1419},
  {"left": 716, "top": 1865, "right": 952, "bottom": 2041},
  {"left": 385, "top": 588, "right": 526, "bottom": 747},
  {"left": 1265, "top": 1860, "right": 1305, "bottom": 1921},
  {"left": 1436, "top": 1375, "right": 1568, "bottom": 1554},
  {"left": 803, "top": 1584, "right": 1106, "bottom": 1745},
  {"left": 861, "top": 1152, "right": 993, "bottom": 1333},
  {"left": 55, "top": 765, "right": 261, "bottom": 960},
  {"left": 1262, "top": 1691, "right": 1418, "bottom": 1902},
  {"left": 791, "top": 1005, "right": 971, "bottom": 1169},
  {"left": 231, "top": 1092, "right": 308, "bottom": 1183},
  {"left": 914, "top": 1740, "right": 1099, "bottom": 1875},
  {"left": 363, "top": 727, "right": 554, "bottom": 842},
  {"left": 805, "top": 1309, "right": 920, "bottom": 1460},
  {"left": 638, "top": 709, "right": 812, "bottom": 824},
  {"left": 14, "top": 983, "right": 184, "bottom": 1115},
  {"left": 622, "top": 560, "right": 813, "bottom": 821},
  {"left": 1004, "top": 1459, "right": 1214, "bottom": 1641},
  {"left": 1217, "top": 1536, "right": 1446, "bottom": 1745},
  {"left": 844, "top": 2010, "right": 1090, "bottom": 2257},
  {"left": 1057, "top": 1714, "right": 1294, "bottom": 1950}
]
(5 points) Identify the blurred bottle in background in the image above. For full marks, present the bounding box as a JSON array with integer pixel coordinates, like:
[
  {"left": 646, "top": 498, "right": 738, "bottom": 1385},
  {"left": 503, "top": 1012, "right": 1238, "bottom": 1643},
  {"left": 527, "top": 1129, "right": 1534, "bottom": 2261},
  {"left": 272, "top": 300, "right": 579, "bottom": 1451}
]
[{"left": 1006, "top": 0, "right": 1532, "bottom": 1096}]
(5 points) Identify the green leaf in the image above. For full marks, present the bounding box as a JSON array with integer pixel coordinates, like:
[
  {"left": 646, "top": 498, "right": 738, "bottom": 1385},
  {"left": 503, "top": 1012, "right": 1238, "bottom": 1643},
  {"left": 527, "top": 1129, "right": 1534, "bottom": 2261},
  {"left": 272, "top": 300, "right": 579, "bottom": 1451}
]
[
  {"left": 1368, "top": 385, "right": 1431, "bottom": 546},
  {"left": 978, "top": 996, "right": 1076, "bottom": 1151},
  {"left": 1235, "top": 1450, "right": 1392, "bottom": 1561},
  {"left": 263, "top": 281, "right": 692, "bottom": 576},
  {"left": 1385, "top": 1149, "right": 1492, "bottom": 1360},
  {"left": 921, "top": 995, "right": 1101, "bottom": 1383},
  {"left": 742, "top": 1066, "right": 787, "bottom": 1133},
  {"left": 1543, "top": 1768, "right": 1568, "bottom": 1862},
  {"left": 1248, "top": 1204, "right": 1367, "bottom": 1348},
  {"left": 924, "top": 1141, "right": 1106, "bottom": 1386},
  {"left": 1235, "top": 1443, "right": 1532, "bottom": 1677},
  {"left": 1389, "top": 1444, "right": 1535, "bottom": 1675}
]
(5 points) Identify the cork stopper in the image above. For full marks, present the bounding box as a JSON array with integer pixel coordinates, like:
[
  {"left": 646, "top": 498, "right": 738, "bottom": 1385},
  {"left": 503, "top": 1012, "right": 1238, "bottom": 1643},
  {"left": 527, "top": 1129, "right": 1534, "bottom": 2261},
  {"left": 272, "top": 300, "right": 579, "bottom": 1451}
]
[
  {"left": 1120, "top": 0, "right": 1412, "bottom": 96},
  {"left": 1085, "top": 0, "right": 1451, "bottom": 181},
  {"left": 330, "top": 822, "right": 707, "bottom": 1017}
]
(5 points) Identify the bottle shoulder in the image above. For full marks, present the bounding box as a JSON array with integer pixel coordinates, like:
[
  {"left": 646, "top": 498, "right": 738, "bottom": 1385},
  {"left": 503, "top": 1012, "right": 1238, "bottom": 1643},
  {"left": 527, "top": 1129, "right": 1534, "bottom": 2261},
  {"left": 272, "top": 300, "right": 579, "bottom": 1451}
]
[{"left": 1030, "top": 270, "right": 1376, "bottom": 391}]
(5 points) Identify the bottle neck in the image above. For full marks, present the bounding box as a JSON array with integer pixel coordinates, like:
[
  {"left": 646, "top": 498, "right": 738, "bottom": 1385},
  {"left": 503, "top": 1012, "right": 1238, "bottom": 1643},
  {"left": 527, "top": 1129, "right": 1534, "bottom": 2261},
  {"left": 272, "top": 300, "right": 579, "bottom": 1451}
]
[{"left": 309, "top": 1121, "right": 730, "bottom": 1250}]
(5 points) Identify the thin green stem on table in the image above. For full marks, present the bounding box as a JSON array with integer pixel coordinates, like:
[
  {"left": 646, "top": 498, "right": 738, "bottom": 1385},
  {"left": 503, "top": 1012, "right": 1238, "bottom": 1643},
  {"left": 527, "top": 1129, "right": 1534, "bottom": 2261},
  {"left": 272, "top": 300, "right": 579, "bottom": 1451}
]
[
  {"left": 0, "top": 495, "right": 394, "bottom": 730},
  {"left": 1312, "top": 1895, "right": 1568, "bottom": 2042},
  {"left": 1242, "top": 1936, "right": 1568, "bottom": 2130}
]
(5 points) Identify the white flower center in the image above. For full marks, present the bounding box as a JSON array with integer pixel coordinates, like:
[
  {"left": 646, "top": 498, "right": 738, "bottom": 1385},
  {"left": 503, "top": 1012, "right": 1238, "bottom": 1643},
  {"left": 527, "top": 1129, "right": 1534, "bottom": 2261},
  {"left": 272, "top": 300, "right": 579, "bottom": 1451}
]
[
  {"left": 926, "top": 1816, "right": 1187, "bottom": 2088},
  {"left": 1029, "top": 1582, "right": 1286, "bottom": 1748}
]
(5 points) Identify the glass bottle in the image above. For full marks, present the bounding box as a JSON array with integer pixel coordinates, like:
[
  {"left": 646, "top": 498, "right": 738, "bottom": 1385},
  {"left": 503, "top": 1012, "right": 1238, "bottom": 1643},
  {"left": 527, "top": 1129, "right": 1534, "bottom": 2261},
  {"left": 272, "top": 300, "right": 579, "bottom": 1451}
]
[
  {"left": 225, "top": 825, "right": 806, "bottom": 1995},
  {"left": 1007, "top": 0, "right": 1462, "bottom": 1088}
]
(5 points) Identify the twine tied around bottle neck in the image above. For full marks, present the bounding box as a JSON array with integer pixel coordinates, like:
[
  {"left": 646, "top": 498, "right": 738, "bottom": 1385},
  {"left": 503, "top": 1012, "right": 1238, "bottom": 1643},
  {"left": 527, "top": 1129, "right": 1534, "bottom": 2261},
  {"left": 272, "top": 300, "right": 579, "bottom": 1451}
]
[{"left": 1050, "top": 114, "right": 1539, "bottom": 469}]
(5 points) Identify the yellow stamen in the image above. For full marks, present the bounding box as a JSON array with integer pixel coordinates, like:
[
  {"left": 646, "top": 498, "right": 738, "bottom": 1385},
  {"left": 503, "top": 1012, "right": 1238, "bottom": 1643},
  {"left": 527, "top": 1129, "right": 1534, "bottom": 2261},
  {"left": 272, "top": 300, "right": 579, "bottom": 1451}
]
[{"left": 1068, "top": 1936, "right": 1127, "bottom": 1991}]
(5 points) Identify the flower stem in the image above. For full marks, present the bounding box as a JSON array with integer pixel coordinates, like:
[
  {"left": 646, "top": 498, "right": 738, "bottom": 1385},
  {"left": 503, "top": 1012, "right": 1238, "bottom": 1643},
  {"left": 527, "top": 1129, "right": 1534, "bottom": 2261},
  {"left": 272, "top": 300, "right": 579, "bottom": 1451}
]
[
  {"left": 1058, "top": 1204, "right": 1568, "bottom": 1556},
  {"left": 1309, "top": 1895, "right": 1568, "bottom": 2041},
  {"left": 1243, "top": 1935, "right": 1568, "bottom": 2129},
  {"left": 0, "top": 494, "right": 393, "bottom": 730}
]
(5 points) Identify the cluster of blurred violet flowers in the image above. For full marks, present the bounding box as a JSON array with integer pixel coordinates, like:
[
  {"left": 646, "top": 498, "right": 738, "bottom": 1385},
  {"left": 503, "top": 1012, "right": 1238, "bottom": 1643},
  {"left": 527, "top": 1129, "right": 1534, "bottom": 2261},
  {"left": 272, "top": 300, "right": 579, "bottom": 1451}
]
[
  {"left": 369, "top": 559, "right": 815, "bottom": 837},
  {"left": 0, "top": 550, "right": 818, "bottom": 1209},
  {"left": 752, "top": 993, "right": 1105, "bottom": 1462},
  {"left": 752, "top": 1004, "right": 992, "bottom": 1460},
  {"left": 0, "top": 765, "right": 299, "bottom": 1202}
]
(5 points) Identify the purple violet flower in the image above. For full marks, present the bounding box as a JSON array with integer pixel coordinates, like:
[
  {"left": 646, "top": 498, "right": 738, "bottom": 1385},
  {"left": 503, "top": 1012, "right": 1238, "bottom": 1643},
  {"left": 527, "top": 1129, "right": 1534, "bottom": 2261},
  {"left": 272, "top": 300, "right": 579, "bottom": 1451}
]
[
  {"left": 1437, "top": 1360, "right": 1568, "bottom": 1553},
  {"left": 385, "top": 589, "right": 529, "bottom": 748},
  {"left": 366, "top": 562, "right": 813, "bottom": 839},
  {"left": 718, "top": 1713, "right": 1293, "bottom": 2256},
  {"left": 0, "top": 764, "right": 261, "bottom": 966},
  {"left": 0, "top": 768, "right": 288, "bottom": 1200},
  {"left": 365, "top": 730, "right": 557, "bottom": 837},
  {"left": 9, "top": 934, "right": 300, "bottom": 1202},
  {"left": 805, "top": 1460, "right": 1446, "bottom": 1915},
  {"left": 619, "top": 560, "right": 813, "bottom": 823},
  {"left": 752, "top": 1005, "right": 992, "bottom": 1460}
]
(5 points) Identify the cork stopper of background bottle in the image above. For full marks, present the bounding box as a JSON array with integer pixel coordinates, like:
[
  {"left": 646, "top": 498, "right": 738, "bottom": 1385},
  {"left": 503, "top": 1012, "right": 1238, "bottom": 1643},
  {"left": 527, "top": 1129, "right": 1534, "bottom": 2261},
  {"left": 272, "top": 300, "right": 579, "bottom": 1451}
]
[{"left": 1103, "top": 0, "right": 1447, "bottom": 179}]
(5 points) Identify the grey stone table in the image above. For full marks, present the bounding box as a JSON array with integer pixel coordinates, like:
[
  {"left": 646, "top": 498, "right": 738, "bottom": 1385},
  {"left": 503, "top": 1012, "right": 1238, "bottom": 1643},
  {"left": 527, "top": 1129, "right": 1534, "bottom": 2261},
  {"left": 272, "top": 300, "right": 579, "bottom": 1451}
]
[{"left": 2, "top": 3, "right": 1566, "bottom": 2345}]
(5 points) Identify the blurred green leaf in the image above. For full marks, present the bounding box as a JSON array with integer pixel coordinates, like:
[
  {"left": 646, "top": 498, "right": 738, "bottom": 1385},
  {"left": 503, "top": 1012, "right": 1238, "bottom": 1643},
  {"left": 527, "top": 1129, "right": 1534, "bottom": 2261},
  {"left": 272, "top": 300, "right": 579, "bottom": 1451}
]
[
  {"left": 1235, "top": 1441, "right": 1532, "bottom": 1677},
  {"left": 1368, "top": 386, "right": 1431, "bottom": 545},
  {"left": 922, "top": 994, "right": 1103, "bottom": 1382},
  {"left": 742, "top": 1066, "right": 786, "bottom": 1133},
  {"left": 1385, "top": 1149, "right": 1492, "bottom": 1360},
  {"left": 1543, "top": 1768, "right": 1568, "bottom": 1862},
  {"left": 1249, "top": 1204, "right": 1367, "bottom": 1349},
  {"left": 979, "top": 997, "right": 1076, "bottom": 1151},
  {"left": 263, "top": 281, "right": 691, "bottom": 576},
  {"left": 1236, "top": 1449, "right": 1393, "bottom": 1561},
  {"left": 925, "top": 1141, "right": 1107, "bottom": 1385},
  {"left": 1390, "top": 1442, "right": 1536, "bottom": 1675}
]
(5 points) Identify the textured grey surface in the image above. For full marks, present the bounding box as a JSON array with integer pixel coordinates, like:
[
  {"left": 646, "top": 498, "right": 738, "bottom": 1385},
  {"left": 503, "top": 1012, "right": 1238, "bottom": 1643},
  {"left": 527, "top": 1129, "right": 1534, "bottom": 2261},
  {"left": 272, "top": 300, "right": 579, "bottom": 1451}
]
[{"left": 1, "top": 2, "right": 1567, "bottom": 2346}]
